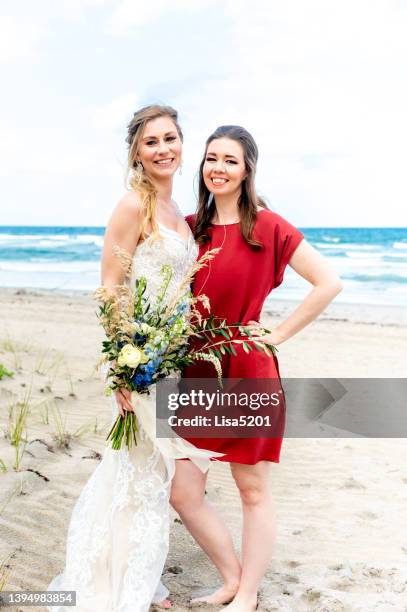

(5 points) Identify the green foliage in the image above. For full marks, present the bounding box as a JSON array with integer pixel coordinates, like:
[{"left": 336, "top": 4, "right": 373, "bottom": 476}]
[
  {"left": 0, "top": 363, "right": 13, "bottom": 380},
  {"left": 95, "top": 262, "right": 278, "bottom": 451},
  {"left": 4, "top": 388, "right": 32, "bottom": 471}
]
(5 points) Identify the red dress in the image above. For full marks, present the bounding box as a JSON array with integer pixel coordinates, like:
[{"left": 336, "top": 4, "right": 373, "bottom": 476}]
[{"left": 184, "top": 209, "right": 304, "bottom": 464}]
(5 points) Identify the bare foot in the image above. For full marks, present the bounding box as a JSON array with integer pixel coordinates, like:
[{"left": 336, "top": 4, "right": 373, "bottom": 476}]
[
  {"left": 190, "top": 583, "right": 240, "bottom": 606},
  {"left": 153, "top": 598, "right": 172, "bottom": 609},
  {"left": 222, "top": 596, "right": 258, "bottom": 612}
]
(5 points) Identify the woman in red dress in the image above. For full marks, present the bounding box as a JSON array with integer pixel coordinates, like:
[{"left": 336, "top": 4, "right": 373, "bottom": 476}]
[{"left": 170, "top": 126, "right": 342, "bottom": 611}]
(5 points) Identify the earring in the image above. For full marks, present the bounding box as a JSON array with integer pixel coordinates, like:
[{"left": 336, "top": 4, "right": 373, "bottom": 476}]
[
  {"left": 136, "top": 161, "right": 143, "bottom": 173},
  {"left": 179, "top": 162, "right": 183, "bottom": 176}
]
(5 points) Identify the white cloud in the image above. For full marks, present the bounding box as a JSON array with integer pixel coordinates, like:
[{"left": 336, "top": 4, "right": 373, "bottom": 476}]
[
  {"left": 0, "top": 125, "right": 116, "bottom": 179},
  {"left": 1, "top": 0, "right": 406, "bottom": 225},
  {"left": 106, "top": 0, "right": 215, "bottom": 35},
  {"left": 58, "top": 0, "right": 108, "bottom": 21},
  {"left": 0, "top": 1, "right": 107, "bottom": 64},
  {"left": 0, "top": 14, "right": 46, "bottom": 63},
  {"left": 189, "top": 0, "right": 407, "bottom": 225},
  {"left": 90, "top": 93, "right": 140, "bottom": 130}
]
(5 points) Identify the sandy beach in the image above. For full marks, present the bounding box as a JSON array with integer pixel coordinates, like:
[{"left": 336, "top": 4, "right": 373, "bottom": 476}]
[{"left": 0, "top": 288, "right": 406, "bottom": 611}]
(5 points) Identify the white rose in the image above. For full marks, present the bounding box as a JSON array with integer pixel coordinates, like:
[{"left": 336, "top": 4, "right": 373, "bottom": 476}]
[{"left": 117, "top": 344, "right": 142, "bottom": 368}]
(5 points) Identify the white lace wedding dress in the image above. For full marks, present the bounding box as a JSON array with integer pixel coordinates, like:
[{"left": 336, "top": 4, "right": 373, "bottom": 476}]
[{"left": 48, "top": 223, "right": 220, "bottom": 611}]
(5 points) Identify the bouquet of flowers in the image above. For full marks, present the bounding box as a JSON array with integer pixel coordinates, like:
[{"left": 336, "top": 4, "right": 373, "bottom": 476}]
[{"left": 94, "top": 246, "right": 275, "bottom": 450}]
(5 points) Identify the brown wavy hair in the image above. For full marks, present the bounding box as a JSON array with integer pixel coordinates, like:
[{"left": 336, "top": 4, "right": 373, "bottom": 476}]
[
  {"left": 125, "top": 104, "right": 183, "bottom": 241},
  {"left": 193, "top": 125, "right": 268, "bottom": 249}
]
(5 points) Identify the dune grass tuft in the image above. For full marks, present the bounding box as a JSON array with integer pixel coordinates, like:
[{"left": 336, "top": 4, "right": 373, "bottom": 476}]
[
  {"left": 0, "top": 334, "right": 32, "bottom": 370},
  {"left": 0, "top": 363, "right": 13, "bottom": 380},
  {"left": 3, "top": 387, "right": 32, "bottom": 471},
  {"left": 51, "top": 405, "right": 92, "bottom": 449}
]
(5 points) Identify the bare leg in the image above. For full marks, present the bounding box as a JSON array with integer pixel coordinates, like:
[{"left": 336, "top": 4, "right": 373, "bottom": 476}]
[
  {"left": 170, "top": 460, "right": 241, "bottom": 604},
  {"left": 223, "top": 461, "right": 276, "bottom": 612}
]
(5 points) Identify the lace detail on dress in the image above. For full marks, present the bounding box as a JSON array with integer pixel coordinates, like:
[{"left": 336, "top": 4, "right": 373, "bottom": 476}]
[
  {"left": 131, "top": 222, "right": 196, "bottom": 305},
  {"left": 48, "top": 224, "right": 198, "bottom": 612}
]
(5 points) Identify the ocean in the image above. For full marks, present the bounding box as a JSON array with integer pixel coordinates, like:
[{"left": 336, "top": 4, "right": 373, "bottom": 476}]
[{"left": 0, "top": 226, "right": 406, "bottom": 307}]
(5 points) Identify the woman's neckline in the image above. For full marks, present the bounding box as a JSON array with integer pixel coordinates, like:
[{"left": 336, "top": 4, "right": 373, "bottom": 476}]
[
  {"left": 157, "top": 221, "right": 191, "bottom": 245},
  {"left": 211, "top": 208, "right": 267, "bottom": 226}
]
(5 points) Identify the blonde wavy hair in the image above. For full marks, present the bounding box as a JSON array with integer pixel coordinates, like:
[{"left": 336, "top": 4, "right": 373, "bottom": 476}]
[{"left": 125, "top": 104, "right": 183, "bottom": 241}]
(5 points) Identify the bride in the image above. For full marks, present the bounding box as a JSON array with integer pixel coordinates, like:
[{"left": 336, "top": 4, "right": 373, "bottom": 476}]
[{"left": 47, "top": 105, "right": 219, "bottom": 611}]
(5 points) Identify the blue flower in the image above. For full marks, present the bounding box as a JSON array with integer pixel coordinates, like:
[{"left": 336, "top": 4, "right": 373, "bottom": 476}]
[
  {"left": 142, "top": 374, "right": 153, "bottom": 386},
  {"left": 132, "top": 374, "right": 144, "bottom": 385},
  {"left": 134, "top": 333, "right": 147, "bottom": 344},
  {"left": 176, "top": 302, "right": 188, "bottom": 315}
]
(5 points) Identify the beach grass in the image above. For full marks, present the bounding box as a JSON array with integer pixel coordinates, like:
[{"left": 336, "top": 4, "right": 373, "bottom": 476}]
[
  {"left": 0, "top": 333, "right": 32, "bottom": 370},
  {"left": 35, "top": 398, "right": 51, "bottom": 425},
  {"left": 51, "top": 404, "right": 92, "bottom": 449},
  {"left": 51, "top": 404, "right": 71, "bottom": 449},
  {"left": 0, "top": 554, "right": 11, "bottom": 591},
  {"left": 0, "top": 363, "right": 13, "bottom": 380},
  {"left": 34, "top": 350, "right": 63, "bottom": 378},
  {"left": 67, "top": 373, "right": 75, "bottom": 396},
  {"left": 4, "top": 387, "right": 32, "bottom": 471}
]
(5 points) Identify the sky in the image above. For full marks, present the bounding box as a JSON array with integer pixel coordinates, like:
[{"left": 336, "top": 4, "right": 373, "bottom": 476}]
[{"left": 1, "top": 0, "right": 406, "bottom": 227}]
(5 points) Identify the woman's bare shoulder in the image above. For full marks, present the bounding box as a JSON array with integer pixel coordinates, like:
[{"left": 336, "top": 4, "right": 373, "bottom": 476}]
[
  {"left": 107, "top": 191, "right": 142, "bottom": 226},
  {"left": 104, "top": 192, "right": 142, "bottom": 242},
  {"left": 115, "top": 191, "right": 142, "bottom": 213}
]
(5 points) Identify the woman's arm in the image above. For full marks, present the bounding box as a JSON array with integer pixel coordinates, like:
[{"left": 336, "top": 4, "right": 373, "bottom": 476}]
[
  {"left": 249, "top": 240, "right": 342, "bottom": 345},
  {"left": 101, "top": 192, "right": 142, "bottom": 287},
  {"left": 101, "top": 192, "right": 142, "bottom": 414}
]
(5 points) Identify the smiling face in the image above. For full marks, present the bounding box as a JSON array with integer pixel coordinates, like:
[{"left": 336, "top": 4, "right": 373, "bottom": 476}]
[
  {"left": 202, "top": 137, "right": 247, "bottom": 198},
  {"left": 136, "top": 115, "right": 182, "bottom": 180}
]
